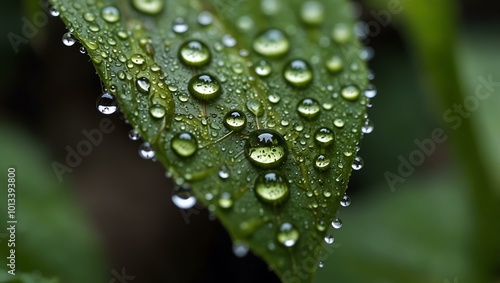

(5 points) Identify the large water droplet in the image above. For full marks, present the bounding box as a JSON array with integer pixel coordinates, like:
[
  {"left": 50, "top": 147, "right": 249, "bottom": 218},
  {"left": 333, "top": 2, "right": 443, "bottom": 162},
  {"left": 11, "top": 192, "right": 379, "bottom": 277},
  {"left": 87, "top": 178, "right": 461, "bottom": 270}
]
[
  {"left": 149, "top": 104, "right": 166, "bottom": 119},
  {"left": 245, "top": 129, "right": 287, "bottom": 168},
  {"left": 314, "top": 154, "right": 331, "bottom": 171},
  {"left": 362, "top": 119, "right": 374, "bottom": 134},
  {"left": 277, "top": 222, "right": 299, "bottom": 247},
  {"left": 300, "top": 1, "right": 324, "bottom": 25},
  {"left": 254, "top": 60, "right": 272, "bottom": 77},
  {"left": 138, "top": 142, "right": 155, "bottom": 159},
  {"left": 224, "top": 110, "right": 247, "bottom": 131},
  {"left": 172, "top": 184, "right": 196, "bottom": 209},
  {"left": 314, "top": 127, "right": 334, "bottom": 147},
  {"left": 188, "top": 74, "right": 222, "bottom": 101},
  {"left": 332, "top": 218, "right": 343, "bottom": 229},
  {"left": 341, "top": 85, "right": 360, "bottom": 101},
  {"left": 62, "top": 32, "right": 76, "bottom": 46},
  {"left": 352, "top": 156, "right": 364, "bottom": 170},
  {"left": 340, "top": 195, "right": 351, "bottom": 207},
  {"left": 324, "top": 234, "right": 334, "bottom": 244},
  {"left": 179, "top": 40, "right": 210, "bottom": 67},
  {"left": 297, "top": 98, "right": 320, "bottom": 119},
  {"left": 254, "top": 171, "right": 290, "bottom": 205},
  {"left": 136, "top": 77, "right": 151, "bottom": 94},
  {"left": 253, "top": 29, "right": 289, "bottom": 57},
  {"left": 49, "top": 6, "right": 60, "bottom": 17},
  {"left": 131, "top": 0, "right": 164, "bottom": 15},
  {"left": 171, "top": 132, "right": 198, "bottom": 157},
  {"left": 101, "top": 6, "right": 121, "bottom": 23},
  {"left": 96, "top": 92, "right": 118, "bottom": 114},
  {"left": 284, "top": 59, "right": 313, "bottom": 88}
]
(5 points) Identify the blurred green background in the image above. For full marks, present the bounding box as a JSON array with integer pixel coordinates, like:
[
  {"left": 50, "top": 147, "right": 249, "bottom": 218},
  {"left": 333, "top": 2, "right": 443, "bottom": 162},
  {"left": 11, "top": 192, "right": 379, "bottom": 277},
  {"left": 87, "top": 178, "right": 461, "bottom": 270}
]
[{"left": 1, "top": 0, "right": 499, "bottom": 282}]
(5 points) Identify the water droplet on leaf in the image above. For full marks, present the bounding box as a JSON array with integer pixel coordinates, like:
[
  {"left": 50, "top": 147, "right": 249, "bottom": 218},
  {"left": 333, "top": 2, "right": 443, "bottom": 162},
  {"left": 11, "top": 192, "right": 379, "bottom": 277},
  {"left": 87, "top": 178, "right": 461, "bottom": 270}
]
[
  {"left": 324, "top": 234, "right": 334, "bottom": 244},
  {"left": 136, "top": 77, "right": 151, "bottom": 94},
  {"left": 254, "top": 171, "right": 290, "bottom": 205},
  {"left": 253, "top": 29, "right": 289, "bottom": 57},
  {"left": 332, "top": 218, "right": 343, "bottom": 229},
  {"left": 224, "top": 110, "right": 247, "bottom": 131},
  {"left": 314, "top": 127, "right": 334, "bottom": 147},
  {"left": 277, "top": 222, "right": 299, "bottom": 247},
  {"left": 314, "top": 154, "right": 331, "bottom": 171},
  {"left": 352, "top": 156, "right": 364, "bottom": 170},
  {"left": 101, "top": 6, "right": 120, "bottom": 23},
  {"left": 62, "top": 32, "right": 76, "bottom": 46},
  {"left": 340, "top": 195, "right": 351, "bottom": 207},
  {"left": 171, "top": 132, "right": 198, "bottom": 157},
  {"left": 131, "top": 0, "right": 164, "bottom": 15},
  {"left": 188, "top": 74, "right": 222, "bottom": 101},
  {"left": 172, "top": 184, "right": 196, "bottom": 209},
  {"left": 129, "top": 129, "right": 141, "bottom": 140},
  {"left": 297, "top": 98, "right": 320, "bottom": 119},
  {"left": 284, "top": 59, "right": 313, "bottom": 88},
  {"left": 341, "top": 85, "right": 360, "bottom": 100},
  {"left": 179, "top": 40, "right": 211, "bottom": 67},
  {"left": 138, "top": 142, "right": 155, "bottom": 159},
  {"left": 96, "top": 92, "right": 118, "bottom": 114},
  {"left": 245, "top": 129, "right": 288, "bottom": 168}
]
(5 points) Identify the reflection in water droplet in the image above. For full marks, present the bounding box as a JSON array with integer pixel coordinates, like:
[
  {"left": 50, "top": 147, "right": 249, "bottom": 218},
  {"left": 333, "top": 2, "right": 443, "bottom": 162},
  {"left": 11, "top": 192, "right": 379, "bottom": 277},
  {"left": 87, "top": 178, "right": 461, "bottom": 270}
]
[
  {"left": 131, "top": 54, "right": 145, "bottom": 65},
  {"left": 334, "top": 118, "right": 344, "bottom": 128},
  {"left": 324, "top": 234, "right": 334, "bottom": 244},
  {"left": 364, "top": 84, "right": 377, "bottom": 98},
  {"left": 253, "top": 29, "right": 289, "bottom": 57},
  {"left": 332, "top": 218, "right": 343, "bottom": 229},
  {"left": 172, "top": 18, "right": 189, "bottom": 33},
  {"left": 362, "top": 119, "right": 374, "bottom": 134},
  {"left": 254, "top": 60, "right": 272, "bottom": 77},
  {"left": 96, "top": 92, "right": 118, "bottom": 114},
  {"left": 284, "top": 59, "right": 313, "bottom": 88},
  {"left": 297, "top": 98, "right": 320, "bottom": 119},
  {"left": 218, "top": 166, "right": 230, "bottom": 179},
  {"left": 245, "top": 129, "right": 287, "bottom": 168},
  {"left": 314, "top": 127, "right": 334, "bottom": 147},
  {"left": 101, "top": 6, "right": 121, "bottom": 23},
  {"left": 62, "top": 32, "right": 76, "bottom": 46},
  {"left": 50, "top": 7, "right": 60, "bottom": 17},
  {"left": 340, "top": 195, "right": 351, "bottom": 207},
  {"left": 224, "top": 110, "right": 247, "bottom": 131},
  {"left": 188, "top": 74, "right": 222, "bottom": 101},
  {"left": 352, "top": 156, "right": 364, "bottom": 170},
  {"left": 179, "top": 40, "right": 211, "bottom": 67},
  {"left": 136, "top": 77, "right": 151, "bottom": 94},
  {"left": 341, "top": 85, "right": 360, "bottom": 100},
  {"left": 171, "top": 132, "right": 198, "bottom": 157},
  {"left": 79, "top": 46, "right": 87, "bottom": 54},
  {"left": 277, "top": 222, "right": 299, "bottom": 247},
  {"left": 254, "top": 171, "right": 290, "bottom": 205},
  {"left": 314, "top": 154, "right": 331, "bottom": 171},
  {"left": 138, "top": 142, "right": 155, "bottom": 159},
  {"left": 129, "top": 129, "right": 141, "bottom": 140},
  {"left": 149, "top": 104, "right": 166, "bottom": 118},
  {"left": 172, "top": 184, "right": 196, "bottom": 209},
  {"left": 131, "top": 0, "right": 164, "bottom": 15}
]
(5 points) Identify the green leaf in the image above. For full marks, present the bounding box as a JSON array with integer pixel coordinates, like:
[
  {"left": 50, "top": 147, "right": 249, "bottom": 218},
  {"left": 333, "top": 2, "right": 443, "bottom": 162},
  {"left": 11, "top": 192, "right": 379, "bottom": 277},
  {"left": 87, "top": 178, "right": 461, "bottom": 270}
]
[{"left": 49, "top": 0, "right": 369, "bottom": 281}]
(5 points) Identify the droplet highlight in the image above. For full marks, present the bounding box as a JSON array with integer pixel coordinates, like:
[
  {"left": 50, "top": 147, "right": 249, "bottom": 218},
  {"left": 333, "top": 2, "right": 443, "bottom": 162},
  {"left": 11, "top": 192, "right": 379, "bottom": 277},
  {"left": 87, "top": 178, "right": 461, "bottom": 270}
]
[
  {"left": 188, "top": 74, "right": 222, "bottom": 101},
  {"left": 297, "top": 98, "right": 320, "bottom": 119},
  {"left": 253, "top": 29, "right": 289, "bottom": 57},
  {"left": 179, "top": 40, "right": 211, "bottom": 67},
  {"left": 284, "top": 59, "right": 313, "bottom": 88},
  {"left": 254, "top": 171, "right": 290, "bottom": 205},
  {"left": 171, "top": 132, "right": 198, "bottom": 157},
  {"left": 245, "top": 129, "right": 287, "bottom": 168},
  {"left": 224, "top": 110, "right": 247, "bottom": 131}
]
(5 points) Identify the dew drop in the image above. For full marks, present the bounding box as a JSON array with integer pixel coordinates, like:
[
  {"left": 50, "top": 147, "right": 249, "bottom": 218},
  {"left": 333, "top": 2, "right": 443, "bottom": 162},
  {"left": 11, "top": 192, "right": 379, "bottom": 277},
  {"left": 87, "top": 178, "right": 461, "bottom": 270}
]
[
  {"left": 79, "top": 46, "right": 86, "bottom": 54},
  {"left": 314, "top": 127, "right": 334, "bottom": 147},
  {"left": 362, "top": 119, "right": 374, "bottom": 134},
  {"left": 319, "top": 261, "right": 325, "bottom": 268},
  {"left": 172, "top": 18, "right": 189, "bottom": 33},
  {"left": 332, "top": 23, "right": 352, "bottom": 44},
  {"left": 340, "top": 195, "right": 351, "bottom": 207},
  {"left": 254, "top": 171, "right": 290, "bottom": 205},
  {"left": 218, "top": 192, "right": 233, "bottom": 209},
  {"left": 128, "top": 129, "right": 141, "bottom": 140},
  {"left": 364, "top": 84, "right": 377, "bottom": 98},
  {"left": 233, "top": 242, "right": 249, "bottom": 257},
  {"left": 332, "top": 218, "right": 343, "bottom": 229},
  {"left": 352, "top": 156, "right": 364, "bottom": 170},
  {"left": 253, "top": 29, "right": 289, "bottom": 57},
  {"left": 326, "top": 55, "right": 343, "bottom": 73},
  {"left": 224, "top": 110, "right": 247, "bottom": 131},
  {"left": 149, "top": 104, "right": 166, "bottom": 119},
  {"left": 131, "top": 0, "right": 164, "bottom": 15},
  {"left": 172, "top": 184, "right": 196, "bottom": 209},
  {"left": 297, "top": 98, "right": 320, "bottom": 119},
  {"left": 324, "top": 234, "right": 334, "bottom": 244},
  {"left": 254, "top": 60, "right": 272, "bottom": 77},
  {"left": 96, "top": 92, "right": 118, "bottom": 114},
  {"left": 138, "top": 142, "right": 155, "bottom": 159},
  {"left": 341, "top": 85, "right": 360, "bottom": 101},
  {"left": 171, "top": 132, "right": 198, "bottom": 157},
  {"left": 222, "top": 34, "right": 236, "bottom": 47},
  {"left": 198, "top": 11, "right": 213, "bottom": 26},
  {"left": 246, "top": 100, "right": 264, "bottom": 117},
  {"left": 136, "top": 77, "right": 151, "bottom": 94},
  {"left": 50, "top": 6, "right": 60, "bottom": 17},
  {"left": 101, "top": 6, "right": 121, "bottom": 23},
  {"left": 179, "top": 40, "right": 211, "bottom": 67},
  {"left": 188, "top": 74, "right": 222, "bottom": 101},
  {"left": 218, "top": 166, "right": 230, "bottom": 179},
  {"left": 300, "top": 1, "right": 324, "bottom": 25},
  {"left": 314, "top": 154, "right": 331, "bottom": 171},
  {"left": 245, "top": 129, "right": 287, "bottom": 168},
  {"left": 62, "top": 32, "right": 76, "bottom": 46},
  {"left": 277, "top": 222, "right": 299, "bottom": 247},
  {"left": 284, "top": 59, "right": 313, "bottom": 88}
]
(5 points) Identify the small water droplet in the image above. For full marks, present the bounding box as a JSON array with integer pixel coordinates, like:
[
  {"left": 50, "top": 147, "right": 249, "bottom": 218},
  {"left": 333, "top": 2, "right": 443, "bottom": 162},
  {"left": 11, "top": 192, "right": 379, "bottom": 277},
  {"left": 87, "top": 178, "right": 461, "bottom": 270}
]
[
  {"left": 129, "top": 129, "right": 141, "bottom": 140},
  {"left": 224, "top": 110, "right": 247, "bottom": 131},
  {"left": 334, "top": 118, "right": 344, "bottom": 128},
  {"left": 314, "top": 127, "right": 334, "bottom": 147},
  {"left": 101, "top": 6, "right": 121, "bottom": 23},
  {"left": 254, "top": 171, "right": 290, "bottom": 205},
  {"left": 136, "top": 77, "right": 151, "bottom": 94},
  {"left": 362, "top": 119, "right": 374, "bottom": 134},
  {"left": 179, "top": 40, "right": 210, "bottom": 67},
  {"left": 352, "top": 156, "right": 364, "bottom": 170},
  {"left": 132, "top": 0, "right": 164, "bottom": 15},
  {"left": 254, "top": 60, "right": 272, "bottom": 77},
  {"left": 364, "top": 84, "right": 377, "bottom": 98},
  {"left": 332, "top": 23, "right": 352, "bottom": 44},
  {"left": 246, "top": 100, "right": 264, "bottom": 117},
  {"left": 297, "top": 98, "right": 320, "bottom": 119},
  {"left": 326, "top": 55, "right": 343, "bottom": 73},
  {"left": 314, "top": 154, "right": 331, "bottom": 171},
  {"left": 222, "top": 34, "right": 236, "bottom": 47},
  {"left": 218, "top": 192, "right": 233, "bottom": 209},
  {"left": 172, "top": 17, "right": 189, "bottom": 33},
  {"left": 188, "top": 74, "right": 222, "bottom": 101},
  {"left": 245, "top": 129, "right": 287, "bottom": 168},
  {"left": 218, "top": 166, "right": 230, "bottom": 179},
  {"left": 50, "top": 6, "right": 60, "bottom": 17},
  {"left": 284, "top": 59, "right": 313, "bottom": 88},
  {"left": 233, "top": 242, "right": 249, "bottom": 257},
  {"left": 332, "top": 218, "right": 343, "bottom": 229},
  {"left": 319, "top": 261, "right": 325, "bottom": 268},
  {"left": 62, "top": 32, "right": 76, "bottom": 46},
  {"left": 79, "top": 46, "right": 87, "bottom": 54},
  {"left": 341, "top": 85, "right": 360, "bottom": 101},
  {"left": 324, "top": 234, "right": 334, "bottom": 244},
  {"left": 198, "top": 11, "right": 213, "bottom": 26},
  {"left": 138, "top": 142, "right": 155, "bottom": 159},
  {"left": 172, "top": 184, "right": 196, "bottom": 209},
  {"left": 340, "top": 195, "right": 351, "bottom": 207},
  {"left": 277, "top": 222, "right": 299, "bottom": 247},
  {"left": 253, "top": 29, "right": 289, "bottom": 57},
  {"left": 301, "top": 1, "right": 324, "bottom": 25},
  {"left": 149, "top": 104, "right": 166, "bottom": 119},
  {"left": 96, "top": 92, "right": 118, "bottom": 114},
  {"left": 171, "top": 132, "right": 198, "bottom": 157}
]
